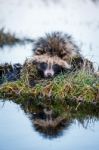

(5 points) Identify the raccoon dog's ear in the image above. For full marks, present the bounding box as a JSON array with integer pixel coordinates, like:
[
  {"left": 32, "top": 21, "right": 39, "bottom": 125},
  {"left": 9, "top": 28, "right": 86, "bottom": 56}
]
[{"left": 35, "top": 48, "right": 44, "bottom": 55}]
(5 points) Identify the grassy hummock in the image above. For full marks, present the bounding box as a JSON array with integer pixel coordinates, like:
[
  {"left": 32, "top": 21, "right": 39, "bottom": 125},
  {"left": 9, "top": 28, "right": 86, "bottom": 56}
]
[{"left": 0, "top": 61, "right": 99, "bottom": 107}]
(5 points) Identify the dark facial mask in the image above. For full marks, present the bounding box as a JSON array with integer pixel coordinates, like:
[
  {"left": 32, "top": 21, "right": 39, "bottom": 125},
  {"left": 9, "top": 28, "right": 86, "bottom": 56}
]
[
  {"left": 52, "top": 64, "right": 63, "bottom": 75},
  {"left": 36, "top": 62, "right": 48, "bottom": 77}
]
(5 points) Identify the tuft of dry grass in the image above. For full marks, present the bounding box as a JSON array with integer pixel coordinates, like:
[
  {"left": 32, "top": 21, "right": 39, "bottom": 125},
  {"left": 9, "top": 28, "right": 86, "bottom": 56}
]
[
  {"left": 0, "top": 28, "right": 20, "bottom": 47},
  {"left": 0, "top": 28, "right": 34, "bottom": 47}
]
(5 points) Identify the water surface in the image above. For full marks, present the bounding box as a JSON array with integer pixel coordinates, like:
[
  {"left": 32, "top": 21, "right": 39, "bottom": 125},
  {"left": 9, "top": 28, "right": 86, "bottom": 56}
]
[
  {"left": 0, "top": 44, "right": 32, "bottom": 64},
  {"left": 0, "top": 100, "right": 99, "bottom": 150}
]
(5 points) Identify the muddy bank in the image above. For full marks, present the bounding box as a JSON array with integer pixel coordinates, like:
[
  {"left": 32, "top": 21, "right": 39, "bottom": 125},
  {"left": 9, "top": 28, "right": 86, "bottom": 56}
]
[{"left": 0, "top": 63, "right": 22, "bottom": 84}]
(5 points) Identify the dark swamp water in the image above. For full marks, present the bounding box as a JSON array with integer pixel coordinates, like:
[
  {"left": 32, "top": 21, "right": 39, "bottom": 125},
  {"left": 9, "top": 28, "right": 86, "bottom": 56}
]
[{"left": 0, "top": 0, "right": 99, "bottom": 150}]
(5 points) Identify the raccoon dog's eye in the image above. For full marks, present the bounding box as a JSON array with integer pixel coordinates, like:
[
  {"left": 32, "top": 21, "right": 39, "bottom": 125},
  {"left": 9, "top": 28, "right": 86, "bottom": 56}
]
[
  {"left": 39, "top": 62, "right": 47, "bottom": 70},
  {"left": 53, "top": 64, "right": 62, "bottom": 73}
]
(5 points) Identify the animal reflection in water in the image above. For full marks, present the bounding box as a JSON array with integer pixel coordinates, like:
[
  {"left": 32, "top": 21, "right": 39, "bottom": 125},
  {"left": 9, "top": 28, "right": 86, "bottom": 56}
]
[
  {"left": 20, "top": 99, "right": 99, "bottom": 138},
  {"left": 25, "top": 107, "right": 72, "bottom": 138}
]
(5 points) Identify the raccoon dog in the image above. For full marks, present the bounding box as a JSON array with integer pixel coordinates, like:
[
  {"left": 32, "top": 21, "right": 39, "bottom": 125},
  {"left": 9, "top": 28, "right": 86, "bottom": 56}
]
[{"left": 32, "top": 32, "right": 86, "bottom": 78}]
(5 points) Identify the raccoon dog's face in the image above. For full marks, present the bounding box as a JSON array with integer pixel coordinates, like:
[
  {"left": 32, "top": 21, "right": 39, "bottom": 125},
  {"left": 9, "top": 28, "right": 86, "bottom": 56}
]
[
  {"left": 33, "top": 54, "right": 71, "bottom": 78},
  {"left": 37, "top": 62, "right": 62, "bottom": 78}
]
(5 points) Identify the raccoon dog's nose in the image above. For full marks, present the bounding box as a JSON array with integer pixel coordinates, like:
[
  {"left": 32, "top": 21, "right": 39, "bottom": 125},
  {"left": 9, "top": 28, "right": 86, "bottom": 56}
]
[{"left": 46, "top": 73, "right": 52, "bottom": 77}]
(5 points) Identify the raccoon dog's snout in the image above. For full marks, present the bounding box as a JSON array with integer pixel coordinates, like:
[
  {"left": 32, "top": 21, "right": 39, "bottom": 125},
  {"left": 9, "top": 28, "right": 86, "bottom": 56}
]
[{"left": 44, "top": 69, "right": 54, "bottom": 78}]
